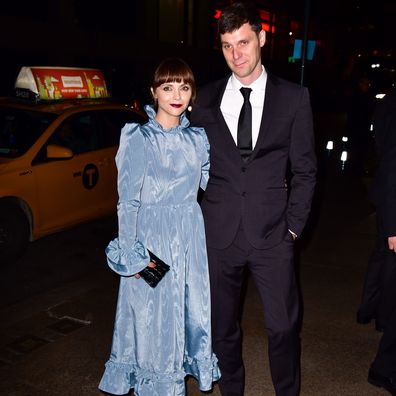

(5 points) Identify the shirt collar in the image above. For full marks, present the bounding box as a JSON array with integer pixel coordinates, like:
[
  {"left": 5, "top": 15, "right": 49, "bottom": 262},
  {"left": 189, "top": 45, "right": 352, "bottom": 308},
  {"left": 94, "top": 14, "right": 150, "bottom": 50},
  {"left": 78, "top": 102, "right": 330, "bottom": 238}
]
[{"left": 230, "top": 66, "right": 267, "bottom": 92}]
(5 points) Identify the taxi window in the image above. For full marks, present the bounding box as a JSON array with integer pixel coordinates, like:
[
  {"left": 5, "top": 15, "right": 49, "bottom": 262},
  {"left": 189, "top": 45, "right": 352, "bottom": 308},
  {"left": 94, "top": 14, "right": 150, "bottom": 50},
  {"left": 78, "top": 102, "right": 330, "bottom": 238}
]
[
  {"left": 0, "top": 107, "right": 56, "bottom": 158},
  {"left": 46, "top": 110, "right": 145, "bottom": 156},
  {"left": 47, "top": 112, "right": 100, "bottom": 155},
  {"left": 96, "top": 110, "right": 146, "bottom": 147},
  {"left": 33, "top": 109, "right": 145, "bottom": 164}
]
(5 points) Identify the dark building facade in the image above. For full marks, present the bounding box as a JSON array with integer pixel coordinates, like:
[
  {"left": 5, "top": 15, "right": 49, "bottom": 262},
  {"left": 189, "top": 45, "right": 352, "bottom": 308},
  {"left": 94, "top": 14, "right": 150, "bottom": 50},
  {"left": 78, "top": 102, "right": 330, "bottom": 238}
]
[{"left": 1, "top": 0, "right": 394, "bottom": 105}]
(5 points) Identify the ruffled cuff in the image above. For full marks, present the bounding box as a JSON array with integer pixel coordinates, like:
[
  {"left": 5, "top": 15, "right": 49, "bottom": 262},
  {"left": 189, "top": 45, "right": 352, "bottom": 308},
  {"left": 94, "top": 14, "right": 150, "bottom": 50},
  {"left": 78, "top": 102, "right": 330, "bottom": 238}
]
[
  {"left": 98, "top": 361, "right": 135, "bottom": 395},
  {"left": 105, "top": 238, "right": 150, "bottom": 276},
  {"left": 184, "top": 353, "right": 221, "bottom": 391}
]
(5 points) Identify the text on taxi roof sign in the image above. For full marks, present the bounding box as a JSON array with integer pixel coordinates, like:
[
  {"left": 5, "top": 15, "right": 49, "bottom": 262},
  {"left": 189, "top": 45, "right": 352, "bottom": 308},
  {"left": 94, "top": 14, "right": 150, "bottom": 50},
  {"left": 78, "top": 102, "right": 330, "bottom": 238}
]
[{"left": 15, "top": 66, "right": 109, "bottom": 101}]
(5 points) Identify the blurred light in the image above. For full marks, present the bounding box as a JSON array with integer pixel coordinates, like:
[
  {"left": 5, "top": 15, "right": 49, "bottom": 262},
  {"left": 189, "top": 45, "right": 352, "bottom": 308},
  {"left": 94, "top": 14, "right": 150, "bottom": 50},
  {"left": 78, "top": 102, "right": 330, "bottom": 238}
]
[
  {"left": 370, "top": 123, "right": 374, "bottom": 131},
  {"left": 376, "top": 93, "right": 386, "bottom": 99},
  {"left": 342, "top": 136, "right": 348, "bottom": 142},
  {"left": 341, "top": 151, "right": 348, "bottom": 170},
  {"left": 290, "top": 21, "right": 300, "bottom": 31},
  {"left": 371, "top": 63, "right": 380, "bottom": 68},
  {"left": 214, "top": 9, "right": 221, "bottom": 19},
  {"left": 259, "top": 9, "right": 271, "bottom": 21},
  {"left": 289, "top": 31, "right": 293, "bottom": 36},
  {"left": 261, "top": 22, "right": 275, "bottom": 33},
  {"left": 326, "top": 140, "right": 334, "bottom": 150}
]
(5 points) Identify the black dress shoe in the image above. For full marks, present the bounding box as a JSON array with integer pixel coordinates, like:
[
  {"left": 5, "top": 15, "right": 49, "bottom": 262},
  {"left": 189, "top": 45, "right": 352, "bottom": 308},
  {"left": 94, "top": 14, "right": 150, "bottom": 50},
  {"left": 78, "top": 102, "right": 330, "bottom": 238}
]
[
  {"left": 357, "top": 308, "right": 378, "bottom": 325},
  {"left": 357, "top": 311, "right": 372, "bottom": 324},
  {"left": 356, "top": 312, "right": 384, "bottom": 332},
  {"left": 368, "top": 368, "right": 396, "bottom": 395},
  {"left": 375, "top": 319, "right": 385, "bottom": 332}
]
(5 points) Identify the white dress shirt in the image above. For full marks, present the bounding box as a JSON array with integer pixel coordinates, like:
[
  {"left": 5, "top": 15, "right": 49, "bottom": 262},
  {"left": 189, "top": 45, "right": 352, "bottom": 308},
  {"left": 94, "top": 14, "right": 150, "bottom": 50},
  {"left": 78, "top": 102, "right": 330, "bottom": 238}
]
[{"left": 220, "top": 66, "right": 267, "bottom": 149}]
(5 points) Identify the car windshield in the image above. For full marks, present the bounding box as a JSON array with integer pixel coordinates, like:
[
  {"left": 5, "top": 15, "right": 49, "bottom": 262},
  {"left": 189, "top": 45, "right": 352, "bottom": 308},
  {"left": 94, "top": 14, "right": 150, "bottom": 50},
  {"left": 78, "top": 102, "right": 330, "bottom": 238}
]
[{"left": 0, "top": 107, "right": 57, "bottom": 158}]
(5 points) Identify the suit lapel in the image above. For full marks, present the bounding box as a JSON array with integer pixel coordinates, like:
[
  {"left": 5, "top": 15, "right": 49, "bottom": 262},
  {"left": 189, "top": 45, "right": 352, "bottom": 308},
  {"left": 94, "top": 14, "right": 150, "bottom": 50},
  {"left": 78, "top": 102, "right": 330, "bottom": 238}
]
[
  {"left": 248, "top": 73, "right": 279, "bottom": 162},
  {"left": 210, "top": 77, "right": 242, "bottom": 162}
]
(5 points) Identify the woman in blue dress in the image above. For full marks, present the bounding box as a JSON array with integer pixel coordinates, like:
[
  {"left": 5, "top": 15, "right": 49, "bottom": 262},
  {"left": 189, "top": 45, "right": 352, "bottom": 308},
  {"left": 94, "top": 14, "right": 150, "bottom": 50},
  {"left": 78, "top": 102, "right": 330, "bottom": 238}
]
[{"left": 98, "top": 58, "right": 220, "bottom": 395}]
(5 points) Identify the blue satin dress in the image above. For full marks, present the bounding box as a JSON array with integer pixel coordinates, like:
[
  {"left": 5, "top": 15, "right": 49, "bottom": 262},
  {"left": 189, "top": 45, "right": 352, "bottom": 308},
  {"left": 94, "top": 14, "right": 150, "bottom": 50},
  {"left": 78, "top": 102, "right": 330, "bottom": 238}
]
[{"left": 98, "top": 106, "right": 220, "bottom": 396}]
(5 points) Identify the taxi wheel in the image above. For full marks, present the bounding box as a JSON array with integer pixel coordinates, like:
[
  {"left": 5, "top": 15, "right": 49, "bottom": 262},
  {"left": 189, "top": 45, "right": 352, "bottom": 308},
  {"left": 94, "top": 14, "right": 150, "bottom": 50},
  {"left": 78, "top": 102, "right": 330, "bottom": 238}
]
[{"left": 0, "top": 204, "right": 30, "bottom": 263}]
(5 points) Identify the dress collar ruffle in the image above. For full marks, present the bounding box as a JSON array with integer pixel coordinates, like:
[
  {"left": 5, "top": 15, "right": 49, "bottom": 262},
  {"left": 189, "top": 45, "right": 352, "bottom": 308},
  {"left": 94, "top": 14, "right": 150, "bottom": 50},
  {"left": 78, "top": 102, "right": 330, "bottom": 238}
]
[{"left": 144, "top": 105, "right": 190, "bottom": 131}]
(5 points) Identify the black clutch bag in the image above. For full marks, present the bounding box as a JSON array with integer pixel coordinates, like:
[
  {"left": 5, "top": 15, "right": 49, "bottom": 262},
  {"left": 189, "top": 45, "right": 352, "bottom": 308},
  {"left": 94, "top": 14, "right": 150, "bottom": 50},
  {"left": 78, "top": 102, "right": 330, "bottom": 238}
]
[{"left": 138, "top": 250, "right": 170, "bottom": 288}]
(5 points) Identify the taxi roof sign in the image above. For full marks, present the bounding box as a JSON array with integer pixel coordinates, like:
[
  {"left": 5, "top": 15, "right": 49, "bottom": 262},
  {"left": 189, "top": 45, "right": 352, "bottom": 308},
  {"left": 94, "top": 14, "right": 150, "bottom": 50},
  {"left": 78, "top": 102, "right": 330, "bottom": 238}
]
[{"left": 15, "top": 66, "right": 109, "bottom": 101}]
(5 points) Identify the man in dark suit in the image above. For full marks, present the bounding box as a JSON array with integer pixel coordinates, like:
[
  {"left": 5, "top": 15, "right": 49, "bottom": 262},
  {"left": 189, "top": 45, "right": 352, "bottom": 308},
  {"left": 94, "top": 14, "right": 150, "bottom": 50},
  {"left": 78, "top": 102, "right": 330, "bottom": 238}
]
[
  {"left": 358, "top": 89, "right": 396, "bottom": 395},
  {"left": 190, "top": 3, "right": 316, "bottom": 396}
]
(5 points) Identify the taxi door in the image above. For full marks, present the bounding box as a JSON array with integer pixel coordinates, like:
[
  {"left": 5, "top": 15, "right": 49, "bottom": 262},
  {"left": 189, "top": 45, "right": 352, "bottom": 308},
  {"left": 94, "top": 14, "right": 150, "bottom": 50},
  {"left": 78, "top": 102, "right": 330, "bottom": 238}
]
[{"left": 32, "top": 111, "right": 114, "bottom": 235}]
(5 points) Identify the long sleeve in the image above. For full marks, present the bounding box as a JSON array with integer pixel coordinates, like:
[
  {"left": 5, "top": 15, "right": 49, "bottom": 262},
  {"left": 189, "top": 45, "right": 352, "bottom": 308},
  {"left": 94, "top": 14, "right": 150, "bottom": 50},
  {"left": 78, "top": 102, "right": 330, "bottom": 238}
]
[
  {"left": 383, "top": 144, "right": 396, "bottom": 236},
  {"left": 200, "top": 129, "right": 210, "bottom": 191},
  {"left": 105, "top": 124, "right": 150, "bottom": 276},
  {"left": 287, "top": 87, "right": 317, "bottom": 236}
]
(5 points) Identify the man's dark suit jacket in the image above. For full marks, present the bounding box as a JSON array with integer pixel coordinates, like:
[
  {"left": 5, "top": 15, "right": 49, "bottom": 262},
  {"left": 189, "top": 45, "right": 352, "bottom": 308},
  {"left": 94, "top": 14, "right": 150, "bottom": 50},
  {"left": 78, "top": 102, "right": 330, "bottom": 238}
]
[
  {"left": 370, "top": 89, "right": 396, "bottom": 238},
  {"left": 191, "top": 73, "right": 317, "bottom": 250},
  {"left": 366, "top": 91, "right": 396, "bottom": 374},
  {"left": 357, "top": 90, "right": 396, "bottom": 331}
]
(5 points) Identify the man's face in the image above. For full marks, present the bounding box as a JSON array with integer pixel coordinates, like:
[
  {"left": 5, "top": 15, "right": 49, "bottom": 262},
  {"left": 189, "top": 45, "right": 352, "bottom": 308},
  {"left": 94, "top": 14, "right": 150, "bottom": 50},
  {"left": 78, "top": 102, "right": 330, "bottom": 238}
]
[{"left": 220, "top": 22, "right": 265, "bottom": 85}]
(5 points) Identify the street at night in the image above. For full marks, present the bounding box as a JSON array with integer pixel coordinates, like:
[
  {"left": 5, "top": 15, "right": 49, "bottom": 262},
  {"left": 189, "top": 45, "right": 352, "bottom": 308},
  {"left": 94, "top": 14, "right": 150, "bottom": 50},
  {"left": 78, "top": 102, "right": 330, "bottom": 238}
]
[{"left": 0, "top": 111, "right": 389, "bottom": 395}]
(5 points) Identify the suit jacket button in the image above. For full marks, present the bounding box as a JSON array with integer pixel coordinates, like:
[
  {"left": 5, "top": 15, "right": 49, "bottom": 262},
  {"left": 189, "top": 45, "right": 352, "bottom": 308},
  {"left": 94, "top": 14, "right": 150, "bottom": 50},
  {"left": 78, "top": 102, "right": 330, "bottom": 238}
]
[
  {"left": 242, "top": 192, "right": 246, "bottom": 197},
  {"left": 241, "top": 167, "right": 246, "bottom": 172}
]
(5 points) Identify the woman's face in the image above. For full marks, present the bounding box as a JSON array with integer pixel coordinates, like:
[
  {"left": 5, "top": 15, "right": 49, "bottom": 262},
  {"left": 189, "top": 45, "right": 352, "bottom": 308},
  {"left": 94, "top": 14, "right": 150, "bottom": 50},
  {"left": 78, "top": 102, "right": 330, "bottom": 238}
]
[{"left": 152, "top": 80, "right": 192, "bottom": 126}]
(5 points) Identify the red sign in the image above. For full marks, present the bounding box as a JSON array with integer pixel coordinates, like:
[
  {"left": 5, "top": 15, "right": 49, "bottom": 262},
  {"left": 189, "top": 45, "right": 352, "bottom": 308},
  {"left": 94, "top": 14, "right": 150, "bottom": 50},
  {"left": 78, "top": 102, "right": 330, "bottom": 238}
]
[{"left": 29, "top": 67, "right": 109, "bottom": 100}]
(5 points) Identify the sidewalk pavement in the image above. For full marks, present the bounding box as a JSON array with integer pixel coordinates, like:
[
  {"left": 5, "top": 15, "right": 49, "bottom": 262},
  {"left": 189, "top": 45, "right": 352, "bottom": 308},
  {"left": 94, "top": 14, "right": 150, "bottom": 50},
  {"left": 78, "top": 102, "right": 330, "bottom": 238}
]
[{"left": 0, "top": 112, "right": 389, "bottom": 395}]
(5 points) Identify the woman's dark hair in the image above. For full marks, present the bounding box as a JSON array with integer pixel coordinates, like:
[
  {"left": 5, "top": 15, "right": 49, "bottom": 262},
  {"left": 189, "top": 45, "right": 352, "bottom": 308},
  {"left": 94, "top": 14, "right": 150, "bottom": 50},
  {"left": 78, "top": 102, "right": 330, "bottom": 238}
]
[
  {"left": 218, "top": 1, "right": 262, "bottom": 35},
  {"left": 151, "top": 58, "right": 196, "bottom": 101}
]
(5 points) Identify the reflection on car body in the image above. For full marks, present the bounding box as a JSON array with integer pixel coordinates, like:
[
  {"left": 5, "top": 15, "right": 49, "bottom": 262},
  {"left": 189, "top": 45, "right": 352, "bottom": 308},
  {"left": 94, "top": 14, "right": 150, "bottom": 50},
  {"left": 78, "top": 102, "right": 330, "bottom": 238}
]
[{"left": 0, "top": 66, "right": 146, "bottom": 263}]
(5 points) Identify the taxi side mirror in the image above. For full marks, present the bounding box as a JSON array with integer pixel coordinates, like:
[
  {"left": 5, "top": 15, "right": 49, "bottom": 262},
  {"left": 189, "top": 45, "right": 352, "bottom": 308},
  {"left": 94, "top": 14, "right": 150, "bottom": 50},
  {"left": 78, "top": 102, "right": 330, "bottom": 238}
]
[{"left": 47, "top": 144, "right": 74, "bottom": 159}]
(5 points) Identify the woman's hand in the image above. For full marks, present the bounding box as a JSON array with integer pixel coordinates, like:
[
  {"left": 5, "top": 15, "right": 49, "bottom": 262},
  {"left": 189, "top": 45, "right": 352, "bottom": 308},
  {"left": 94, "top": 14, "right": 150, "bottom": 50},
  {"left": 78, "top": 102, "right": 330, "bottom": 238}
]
[{"left": 134, "top": 261, "right": 156, "bottom": 278}]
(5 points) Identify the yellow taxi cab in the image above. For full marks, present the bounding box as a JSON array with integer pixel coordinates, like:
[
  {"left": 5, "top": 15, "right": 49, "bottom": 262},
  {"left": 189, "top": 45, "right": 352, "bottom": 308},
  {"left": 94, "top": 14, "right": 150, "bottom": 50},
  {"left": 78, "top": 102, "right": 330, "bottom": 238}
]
[{"left": 0, "top": 66, "right": 146, "bottom": 262}]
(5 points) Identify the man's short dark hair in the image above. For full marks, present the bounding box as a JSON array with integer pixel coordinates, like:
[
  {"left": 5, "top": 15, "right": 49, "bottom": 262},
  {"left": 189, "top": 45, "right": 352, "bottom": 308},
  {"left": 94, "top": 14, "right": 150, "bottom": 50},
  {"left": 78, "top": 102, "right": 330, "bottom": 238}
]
[{"left": 218, "top": 2, "right": 262, "bottom": 35}]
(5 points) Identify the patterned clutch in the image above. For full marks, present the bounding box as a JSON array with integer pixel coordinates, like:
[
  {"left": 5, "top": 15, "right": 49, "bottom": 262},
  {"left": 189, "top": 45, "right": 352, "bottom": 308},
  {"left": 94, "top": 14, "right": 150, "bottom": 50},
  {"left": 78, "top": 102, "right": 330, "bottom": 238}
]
[{"left": 138, "top": 250, "right": 170, "bottom": 288}]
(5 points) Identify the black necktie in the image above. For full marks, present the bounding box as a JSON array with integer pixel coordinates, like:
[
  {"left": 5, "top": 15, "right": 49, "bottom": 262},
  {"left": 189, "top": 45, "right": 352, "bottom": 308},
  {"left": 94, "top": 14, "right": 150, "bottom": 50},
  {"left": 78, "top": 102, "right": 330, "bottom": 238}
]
[{"left": 237, "top": 87, "right": 252, "bottom": 160}]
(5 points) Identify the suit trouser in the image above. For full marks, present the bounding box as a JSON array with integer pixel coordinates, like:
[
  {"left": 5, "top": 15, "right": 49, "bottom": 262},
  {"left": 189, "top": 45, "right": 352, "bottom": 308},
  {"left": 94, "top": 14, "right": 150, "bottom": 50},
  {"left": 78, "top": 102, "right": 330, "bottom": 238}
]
[
  {"left": 358, "top": 213, "right": 396, "bottom": 329},
  {"left": 370, "top": 247, "right": 396, "bottom": 377},
  {"left": 207, "top": 225, "right": 300, "bottom": 396},
  {"left": 372, "top": 304, "right": 396, "bottom": 377}
]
